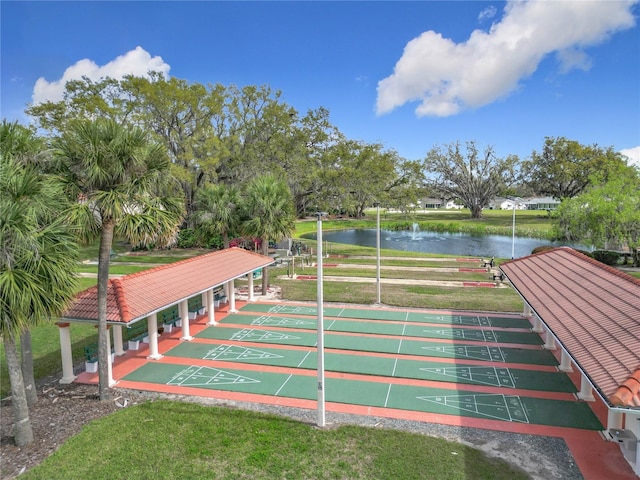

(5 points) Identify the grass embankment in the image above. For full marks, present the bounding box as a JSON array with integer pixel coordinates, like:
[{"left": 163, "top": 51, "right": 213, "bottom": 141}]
[{"left": 21, "top": 401, "right": 528, "bottom": 480}]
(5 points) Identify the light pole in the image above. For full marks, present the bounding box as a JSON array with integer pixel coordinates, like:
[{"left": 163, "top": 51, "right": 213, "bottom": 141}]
[
  {"left": 510, "top": 198, "right": 518, "bottom": 260},
  {"left": 315, "top": 212, "right": 327, "bottom": 427},
  {"left": 374, "top": 202, "right": 381, "bottom": 305}
]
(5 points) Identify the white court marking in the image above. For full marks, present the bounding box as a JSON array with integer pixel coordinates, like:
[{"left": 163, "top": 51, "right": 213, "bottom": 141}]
[
  {"left": 204, "top": 344, "right": 284, "bottom": 361},
  {"left": 168, "top": 365, "right": 260, "bottom": 387}
]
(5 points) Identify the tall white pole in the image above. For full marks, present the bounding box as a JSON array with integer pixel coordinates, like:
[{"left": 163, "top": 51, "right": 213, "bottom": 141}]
[
  {"left": 316, "top": 213, "right": 326, "bottom": 427},
  {"left": 375, "top": 203, "right": 381, "bottom": 305},
  {"left": 511, "top": 200, "right": 516, "bottom": 260}
]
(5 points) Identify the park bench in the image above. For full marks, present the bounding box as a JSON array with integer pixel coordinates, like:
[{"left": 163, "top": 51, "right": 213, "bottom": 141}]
[
  {"left": 161, "top": 305, "right": 181, "bottom": 332},
  {"left": 490, "top": 268, "right": 504, "bottom": 281},
  {"left": 214, "top": 288, "right": 227, "bottom": 306},
  {"left": 127, "top": 320, "right": 149, "bottom": 350},
  {"left": 481, "top": 256, "right": 495, "bottom": 268},
  {"left": 84, "top": 343, "right": 115, "bottom": 373},
  {"left": 188, "top": 297, "right": 205, "bottom": 320}
]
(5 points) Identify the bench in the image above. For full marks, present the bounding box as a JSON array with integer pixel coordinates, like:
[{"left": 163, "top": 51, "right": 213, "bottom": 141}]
[
  {"left": 214, "top": 291, "right": 227, "bottom": 306},
  {"left": 161, "top": 306, "right": 181, "bottom": 331},
  {"left": 188, "top": 297, "right": 205, "bottom": 320},
  {"left": 481, "top": 256, "right": 495, "bottom": 268},
  {"left": 84, "top": 343, "right": 114, "bottom": 373},
  {"left": 490, "top": 268, "right": 504, "bottom": 281},
  {"left": 127, "top": 321, "right": 149, "bottom": 350}
]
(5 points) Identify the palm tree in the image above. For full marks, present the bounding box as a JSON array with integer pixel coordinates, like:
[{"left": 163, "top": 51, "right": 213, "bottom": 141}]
[
  {"left": 0, "top": 120, "right": 46, "bottom": 407},
  {"left": 242, "top": 174, "right": 295, "bottom": 294},
  {"left": 193, "top": 183, "right": 241, "bottom": 248},
  {"left": 53, "top": 119, "right": 185, "bottom": 400},
  {"left": 1, "top": 124, "right": 79, "bottom": 445}
]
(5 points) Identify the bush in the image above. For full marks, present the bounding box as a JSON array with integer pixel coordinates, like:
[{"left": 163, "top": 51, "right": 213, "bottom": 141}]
[{"left": 592, "top": 250, "right": 620, "bottom": 266}]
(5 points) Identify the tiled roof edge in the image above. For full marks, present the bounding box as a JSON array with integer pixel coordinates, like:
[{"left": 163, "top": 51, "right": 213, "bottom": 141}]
[{"left": 110, "top": 278, "right": 131, "bottom": 322}]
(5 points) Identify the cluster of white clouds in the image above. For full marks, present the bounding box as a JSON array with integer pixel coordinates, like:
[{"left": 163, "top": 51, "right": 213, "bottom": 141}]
[
  {"left": 621, "top": 146, "right": 640, "bottom": 167},
  {"left": 32, "top": 46, "right": 170, "bottom": 105},
  {"left": 376, "top": 1, "right": 638, "bottom": 118}
]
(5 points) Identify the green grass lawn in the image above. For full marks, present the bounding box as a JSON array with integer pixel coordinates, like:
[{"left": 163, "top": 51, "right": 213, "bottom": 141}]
[{"left": 21, "top": 401, "right": 528, "bottom": 480}]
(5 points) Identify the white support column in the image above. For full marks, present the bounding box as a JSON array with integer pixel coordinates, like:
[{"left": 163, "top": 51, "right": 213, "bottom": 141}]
[
  {"left": 229, "top": 279, "right": 237, "bottom": 313},
  {"left": 201, "top": 292, "right": 207, "bottom": 313},
  {"left": 607, "top": 410, "right": 624, "bottom": 430},
  {"left": 577, "top": 374, "right": 595, "bottom": 401},
  {"left": 223, "top": 282, "right": 229, "bottom": 299},
  {"left": 523, "top": 304, "right": 533, "bottom": 318},
  {"left": 206, "top": 289, "right": 216, "bottom": 326},
  {"left": 147, "top": 313, "right": 162, "bottom": 360},
  {"left": 531, "top": 315, "right": 543, "bottom": 333},
  {"left": 106, "top": 326, "right": 116, "bottom": 386},
  {"left": 113, "top": 325, "right": 125, "bottom": 356},
  {"left": 559, "top": 350, "right": 573, "bottom": 372},
  {"left": 247, "top": 273, "right": 255, "bottom": 302},
  {"left": 627, "top": 415, "right": 640, "bottom": 475},
  {"left": 179, "top": 299, "right": 193, "bottom": 341},
  {"left": 543, "top": 327, "right": 556, "bottom": 350},
  {"left": 57, "top": 322, "right": 77, "bottom": 384}
]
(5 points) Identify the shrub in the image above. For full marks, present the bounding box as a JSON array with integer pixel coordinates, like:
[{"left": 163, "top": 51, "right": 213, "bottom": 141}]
[{"left": 592, "top": 250, "right": 620, "bottom": 266}]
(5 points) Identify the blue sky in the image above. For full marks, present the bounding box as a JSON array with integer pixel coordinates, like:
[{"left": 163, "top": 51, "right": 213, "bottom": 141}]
[{"left": 2, "top": 1, "right": 639, "bottom": 165}]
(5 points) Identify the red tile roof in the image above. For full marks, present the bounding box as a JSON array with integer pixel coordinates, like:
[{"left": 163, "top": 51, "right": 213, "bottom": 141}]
[
  {"left": 62, "top": 248, "right": 274, "bottom": 324},
  {"left": 500, "top": 248, "right": 640, "bottom": 409}
]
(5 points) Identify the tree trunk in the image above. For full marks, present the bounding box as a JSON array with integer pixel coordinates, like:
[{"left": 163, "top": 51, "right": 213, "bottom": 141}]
[
  {"left": 97, "top": 220, "right": 115, "bottom": 401},
  {"left": 20, "top": 330, "right": 37, "bottom": 406},
  {"left": 261, "top": 240, "right": 269, "bottom": 295},
  {"left": 4, "top": 332, "right": 34, "bottom": 446},
  {"left": 470, "top": 205, "right": 483, "bottom": 219},
  {"left": 222, "top": 232, "right": 230, "bottom": 249}
]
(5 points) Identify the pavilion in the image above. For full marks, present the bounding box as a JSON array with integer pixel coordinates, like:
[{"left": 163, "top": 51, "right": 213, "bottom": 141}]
[
  {"left": 55, "top": 247, "right": 274, "bottom": 386},
  {"left": 500, "top": 247, "right": 640, "bottom": 475}
]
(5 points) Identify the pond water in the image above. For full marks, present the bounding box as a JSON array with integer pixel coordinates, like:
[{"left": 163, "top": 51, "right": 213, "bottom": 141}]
[{"left": 304, "top": 226, "right": 585, "bottom": 259}]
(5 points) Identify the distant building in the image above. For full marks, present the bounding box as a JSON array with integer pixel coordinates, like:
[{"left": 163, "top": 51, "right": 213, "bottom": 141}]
[
  {"left": 421, "top": 198, "right": 443, "bottom": 209},
  {"left": 524, "top": 197, "right": 561, "bottom": 211}
]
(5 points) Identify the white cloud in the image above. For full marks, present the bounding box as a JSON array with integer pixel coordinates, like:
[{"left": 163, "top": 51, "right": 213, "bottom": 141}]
[
  {"left": 376, "top": 1, "right": 638, "bottom": 117},
  {"left": 32, "top": 46, "right": 170, "bottom": 104},
  {"left": 478, "top": 6, "right": 497, "bottom": 22},
  {"left": 620, "top": 146, "right": 640, "bottom": 167}
]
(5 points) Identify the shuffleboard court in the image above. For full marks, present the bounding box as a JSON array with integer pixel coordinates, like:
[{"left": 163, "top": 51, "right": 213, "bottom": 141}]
[
  {"left": 123, "top": 362, "right": 601, "bottom": 430},
  {"left": 239, "top": 304, "right": 532, "bottom": 329},
  {"left": 165, "top": 342, "right": 576, "bottom": 392},
  {"left": 223, "top": 314, "right": 542, "bottom": 345},
  {"left": 196, "top": 326, "right": 558, "bottom": 366}
]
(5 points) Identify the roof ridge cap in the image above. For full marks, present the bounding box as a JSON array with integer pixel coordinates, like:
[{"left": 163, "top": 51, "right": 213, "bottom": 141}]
[{"left": 110, "top": 278, "right": 131, "bottom": 322}]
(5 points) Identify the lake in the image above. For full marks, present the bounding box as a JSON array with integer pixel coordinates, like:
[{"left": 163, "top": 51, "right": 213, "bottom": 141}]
[{"left": 304, "top": 227, "right": 584, "bottom": 259}]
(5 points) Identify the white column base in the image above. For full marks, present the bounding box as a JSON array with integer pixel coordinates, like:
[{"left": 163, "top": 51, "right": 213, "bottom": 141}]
[
  {"left": 531, "top": 315, "right": 543, "bottom": 333},
  {"left": 578, "top": 376, "right": 595, "bottom": 401},
  {"left": 543, "top": 329, "right": 556, "bottom": 350},
  {"left": 147, "top": 353, "right": 163, "bottom": 360},
  {"left": 559, "top": 350, "right": 573, "bottom": 372}
]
